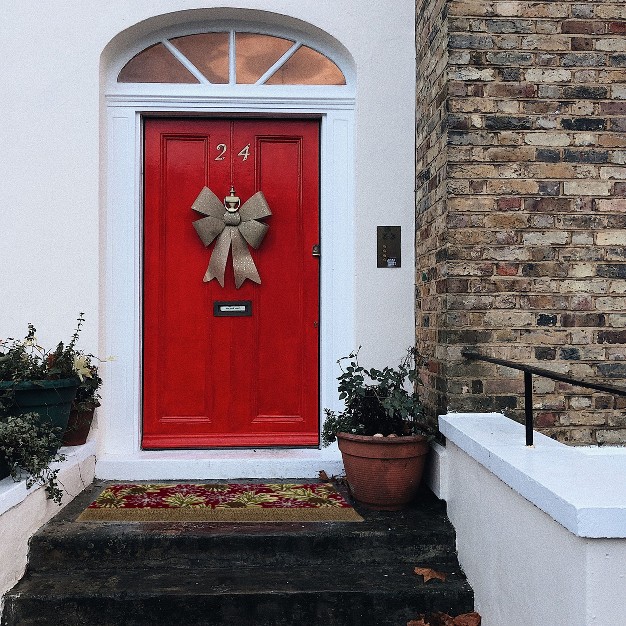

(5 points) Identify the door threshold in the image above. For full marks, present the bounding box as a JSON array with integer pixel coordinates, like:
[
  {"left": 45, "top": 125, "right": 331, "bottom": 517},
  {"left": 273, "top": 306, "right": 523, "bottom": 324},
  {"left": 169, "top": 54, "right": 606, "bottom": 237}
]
[{"left": 96, "top": 446, "right": 343, "bottom": 481}]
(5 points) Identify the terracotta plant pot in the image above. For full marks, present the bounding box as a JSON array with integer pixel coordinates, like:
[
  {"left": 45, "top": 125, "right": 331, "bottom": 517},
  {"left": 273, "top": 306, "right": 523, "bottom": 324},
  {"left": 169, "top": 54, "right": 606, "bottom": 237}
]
[
  {"left": 337, "top": 432, "right": 430, "bottom": 510},
  {"left": 62, "top": 408, "right": 96, "bottom": 446},
  {"left": 0, "top": 454, "right": 10, "bottom": 481}
]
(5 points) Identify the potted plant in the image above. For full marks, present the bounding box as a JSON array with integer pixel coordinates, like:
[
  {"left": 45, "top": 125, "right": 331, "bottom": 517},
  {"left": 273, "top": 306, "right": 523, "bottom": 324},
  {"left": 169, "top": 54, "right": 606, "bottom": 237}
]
[
  {"left": 62, "top": 357, "right": 102, "bottom": 446},
  {"left": 0, "top": 328, "right": 79, "bottom": 441},
  {"left": 0, "top": 316, "right": 96, "bottom": 436},
  {"left": 0, "top": 314, "right": 99, "bottom": 500},
  {"left": 0, "top": 412, "right": 66, "bottom": 503},
  {"left": 0, "top": 450, "right": 9, "bottom": 481},
  {"left": 322, "top": 347, "right": 433, "bottom": 510}
]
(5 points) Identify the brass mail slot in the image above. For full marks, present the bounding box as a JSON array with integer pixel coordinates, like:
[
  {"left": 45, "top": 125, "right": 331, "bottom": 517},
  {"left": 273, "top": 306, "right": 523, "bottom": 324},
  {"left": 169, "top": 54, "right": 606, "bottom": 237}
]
[{"left": 213, "top": 301, "right": 252, "bottom": 317}]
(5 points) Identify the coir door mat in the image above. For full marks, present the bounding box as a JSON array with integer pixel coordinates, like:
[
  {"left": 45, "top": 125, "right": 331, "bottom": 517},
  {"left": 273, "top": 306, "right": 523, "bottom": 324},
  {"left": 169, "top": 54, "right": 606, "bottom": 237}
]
[{"left": 77, "top": 483, "right": 364, "bottom": 522}]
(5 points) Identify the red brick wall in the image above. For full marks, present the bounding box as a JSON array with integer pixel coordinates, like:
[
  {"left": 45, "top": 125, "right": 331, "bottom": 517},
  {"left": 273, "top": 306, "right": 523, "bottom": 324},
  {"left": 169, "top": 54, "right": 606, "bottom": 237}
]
[{"left": 417, "top": 0, "right": 626, "bottom": 443}]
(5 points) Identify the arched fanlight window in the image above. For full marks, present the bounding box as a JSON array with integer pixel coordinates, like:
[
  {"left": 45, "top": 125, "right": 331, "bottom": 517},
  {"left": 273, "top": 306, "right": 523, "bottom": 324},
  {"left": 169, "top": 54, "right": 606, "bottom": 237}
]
[{"left": 118, "top": 32, "right": 346, "bottom": 85}]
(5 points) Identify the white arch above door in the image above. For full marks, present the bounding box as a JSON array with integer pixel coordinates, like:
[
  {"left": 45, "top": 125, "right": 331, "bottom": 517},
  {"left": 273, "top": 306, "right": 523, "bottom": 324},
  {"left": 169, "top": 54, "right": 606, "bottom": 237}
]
[{"left": 105, "top": 15, "right": 356, "bottom": 96}]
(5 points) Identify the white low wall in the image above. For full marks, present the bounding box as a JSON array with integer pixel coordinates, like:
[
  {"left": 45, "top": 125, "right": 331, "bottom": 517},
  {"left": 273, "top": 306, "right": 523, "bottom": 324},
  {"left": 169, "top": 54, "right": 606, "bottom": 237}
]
[
  {"left": 0, "top": 442, "right": 96, "bottom": 619},
  {"left": 432, "top": 413, "right": 626, "bottom": 626}
]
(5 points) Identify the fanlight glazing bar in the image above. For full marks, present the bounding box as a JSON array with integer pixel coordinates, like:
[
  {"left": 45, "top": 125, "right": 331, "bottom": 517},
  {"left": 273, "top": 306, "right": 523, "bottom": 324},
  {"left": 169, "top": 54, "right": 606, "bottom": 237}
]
[
  {"left": 161, "top": 39, "right": 210, "bottom": 85},
  {"left": 255, "top": 41, "right": 303, "bottom": 86},
  {"left": 229, "top": 30, "right": 237, "bottom": 85}
]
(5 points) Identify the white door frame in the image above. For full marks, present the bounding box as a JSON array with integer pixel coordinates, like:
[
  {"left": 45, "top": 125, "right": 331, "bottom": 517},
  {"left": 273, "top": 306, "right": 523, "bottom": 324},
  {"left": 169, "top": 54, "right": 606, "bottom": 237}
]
[{"left": 99, "top": 84, "right": 356, "bottom": 478}]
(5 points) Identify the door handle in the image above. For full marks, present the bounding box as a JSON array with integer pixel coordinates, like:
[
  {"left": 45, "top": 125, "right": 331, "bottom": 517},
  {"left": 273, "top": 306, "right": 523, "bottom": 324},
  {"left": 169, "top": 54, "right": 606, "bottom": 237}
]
[{"left": 312, "top": 244, "right": 321, "bottom": 258}]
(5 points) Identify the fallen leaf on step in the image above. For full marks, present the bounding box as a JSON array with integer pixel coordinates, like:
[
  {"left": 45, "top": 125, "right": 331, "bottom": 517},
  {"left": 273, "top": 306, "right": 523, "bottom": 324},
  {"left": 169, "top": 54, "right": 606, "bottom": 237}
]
[
  {"left": 318, "top": 470, "right": 329, "bottom": 481},
  {"left": 407, "top": 620, "right": 428, "bottom": 626},
  {"left": 413, "top": 567, "right": 447, "bottom": 583}
]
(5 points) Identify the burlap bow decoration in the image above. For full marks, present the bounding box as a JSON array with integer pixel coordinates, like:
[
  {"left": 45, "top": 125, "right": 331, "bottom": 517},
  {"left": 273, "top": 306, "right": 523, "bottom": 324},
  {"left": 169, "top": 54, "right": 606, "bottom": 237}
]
[{"left": 192, "top": 186, "right": 272, "bottom": 288}]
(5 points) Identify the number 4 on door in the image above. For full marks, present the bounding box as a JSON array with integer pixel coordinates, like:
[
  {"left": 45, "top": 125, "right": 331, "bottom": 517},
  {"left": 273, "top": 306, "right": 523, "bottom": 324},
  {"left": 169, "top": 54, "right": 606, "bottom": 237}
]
[{"left": 238, "top": 144, "right": 250, "bottom": 161}]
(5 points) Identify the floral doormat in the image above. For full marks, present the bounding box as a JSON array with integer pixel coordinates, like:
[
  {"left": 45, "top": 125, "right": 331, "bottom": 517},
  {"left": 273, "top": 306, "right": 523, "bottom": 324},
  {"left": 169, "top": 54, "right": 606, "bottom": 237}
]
[{"left": 77, "top": 483, "right": 364, "bottom": 522}]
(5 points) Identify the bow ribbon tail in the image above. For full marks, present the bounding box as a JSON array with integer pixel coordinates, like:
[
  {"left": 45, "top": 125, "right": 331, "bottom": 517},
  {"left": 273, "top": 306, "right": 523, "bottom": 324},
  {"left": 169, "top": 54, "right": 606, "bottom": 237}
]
[
  {"left": 231, "top": 228, "right": 261, "bottom": 288},
  {"left": 204, "top": 228, "right": 233, "bottom": 287}
]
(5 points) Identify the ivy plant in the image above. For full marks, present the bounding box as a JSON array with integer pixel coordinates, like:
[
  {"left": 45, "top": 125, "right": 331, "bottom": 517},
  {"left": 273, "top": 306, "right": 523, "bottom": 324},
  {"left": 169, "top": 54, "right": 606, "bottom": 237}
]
[
  {"left": 322, "top": 347, "right": 432, "bottom": 446},
  {"left": 0, "top": 413, "right": 66, "bottom": 504}
]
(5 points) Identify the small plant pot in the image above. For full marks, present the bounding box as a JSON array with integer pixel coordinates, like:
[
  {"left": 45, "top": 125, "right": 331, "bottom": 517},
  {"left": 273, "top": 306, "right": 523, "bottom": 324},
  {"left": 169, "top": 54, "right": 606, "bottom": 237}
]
[
  {"left": 0, "top": 454, "right": 10, "bottom": 481},
  {"left": 62, "top": 408, "right": 95, "bottom": 446},
  {"left": 0, "top": 378, "right": 79, "bottom": 443},
  {"left": 337, "top": 432, "right": 430, "bottom": 510}
]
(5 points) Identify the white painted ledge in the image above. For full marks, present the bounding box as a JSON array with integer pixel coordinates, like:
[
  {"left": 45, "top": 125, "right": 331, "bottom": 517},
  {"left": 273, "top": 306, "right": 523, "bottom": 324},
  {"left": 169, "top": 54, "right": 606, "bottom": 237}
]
[
  {"left": 0, "top": 440, "right": 97, "bottom": 516},
  {"left": 439, "top": 413, "right": 626, "bottom": 538},
  {"left": 96, "top": 445, "right": 344, "bottom": 480},
  {"left": 425, "top": 441, "right": 448, "bottom": 500}
]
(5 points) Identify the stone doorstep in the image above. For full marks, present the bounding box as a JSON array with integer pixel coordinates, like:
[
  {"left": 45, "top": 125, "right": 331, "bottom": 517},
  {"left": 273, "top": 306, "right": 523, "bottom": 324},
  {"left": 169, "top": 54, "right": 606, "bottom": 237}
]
[
  {"left": 27, "top": 480, "right": 461, "bottom": 571},
  {"left": 94, "top": 447, "right": 345, "bottom": 481},
  {"left": 3, "top": 569, "right": 473, "bottom": 626},
  {"left": 3, "top": 480, "right": 474, "bottom": 625}
]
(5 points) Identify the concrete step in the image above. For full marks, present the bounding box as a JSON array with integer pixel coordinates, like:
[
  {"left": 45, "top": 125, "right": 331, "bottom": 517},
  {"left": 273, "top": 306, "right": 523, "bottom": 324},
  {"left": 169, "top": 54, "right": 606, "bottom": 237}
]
[
  {"left": 2, "top": 480, "right": 474, "bottom": 625},
  {"left": 29, "top": 516, "right": 458, "bottom": 573},
  {"left": 3, "top": 564, "right": 473, "bottom": 626},
  {"left": 28, "top": 528, "right": 459, "bottom": 572}
]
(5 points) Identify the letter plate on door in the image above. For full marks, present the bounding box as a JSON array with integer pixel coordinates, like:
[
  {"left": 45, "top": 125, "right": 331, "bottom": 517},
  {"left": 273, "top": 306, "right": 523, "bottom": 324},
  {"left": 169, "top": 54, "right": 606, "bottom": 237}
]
[{"left": 213, "top": 301, "right": 252, "bottom": 317}]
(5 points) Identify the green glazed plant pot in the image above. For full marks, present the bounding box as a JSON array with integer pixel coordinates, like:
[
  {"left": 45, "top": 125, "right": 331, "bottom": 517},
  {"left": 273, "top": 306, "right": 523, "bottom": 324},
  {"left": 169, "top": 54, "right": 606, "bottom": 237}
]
[{"left": 0, "top": 378, "right": 80, "bottom": 439}]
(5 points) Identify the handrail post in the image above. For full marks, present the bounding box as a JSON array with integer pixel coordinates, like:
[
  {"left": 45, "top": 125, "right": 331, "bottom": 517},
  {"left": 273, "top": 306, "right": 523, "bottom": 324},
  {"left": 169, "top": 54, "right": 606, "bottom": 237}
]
[
  {"left": 524, "top": 371, "right": 533, "bottom": 447},
  {"left": 462, "top": 349, "right": 626, "bottom": 447}
]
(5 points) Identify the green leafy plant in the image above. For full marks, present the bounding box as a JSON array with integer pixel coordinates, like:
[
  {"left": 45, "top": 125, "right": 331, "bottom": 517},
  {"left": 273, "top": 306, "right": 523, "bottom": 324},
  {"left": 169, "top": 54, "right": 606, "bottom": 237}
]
[
  {"left": 63, "top": 362, "right": 103, "bottom": 439},
  {"left": 0, "top": 323, "right": 48, "bottom": 382},
  {"left": 0, "top": 314, "right": 88, "bottom": 383},
  {"left": 0, "top": 313, "right": 104, "bottom": 414},
  {"left": 72, "top": 364, "right": 102, "bottom": 413},
  {"left": 0, "top": 314, "right": 105, "bottom": 498},
  {"left": 0, "top": 413, "right": 66, "bottom": 503},
  {"left": 322, "top": 347, "right": 432, "bottom": 446}
]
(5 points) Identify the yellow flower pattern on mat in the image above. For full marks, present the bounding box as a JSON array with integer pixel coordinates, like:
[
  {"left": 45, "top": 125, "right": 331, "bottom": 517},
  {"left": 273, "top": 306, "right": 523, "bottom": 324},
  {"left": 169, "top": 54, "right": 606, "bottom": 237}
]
[
  {"left": 78, "top": 481, "right": 364, "bottom": 522},
  {"left": 265, "top": 483, "right": 314, "bottom": 493},
  {"left": 163, "top": 493, "right": 207, "bottom": 508},
  {"left": 86, "top": 483, "right": 354, "bottom": 514},
  {"left": 216, "top": 490, "right": 278, "bottom": 508},
  {"left": 93, "top": 489, "right": 127, "bottom": 508},
  {"left": 267, "top": 482, "right": 334, "bottom": 491},
  {"left": 272, "top": 485, "right": 342, "bottom": 507}
]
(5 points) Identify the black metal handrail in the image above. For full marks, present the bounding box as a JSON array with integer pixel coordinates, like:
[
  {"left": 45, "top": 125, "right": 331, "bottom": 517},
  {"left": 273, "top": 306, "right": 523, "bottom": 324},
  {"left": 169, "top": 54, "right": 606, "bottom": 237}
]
[{"left": 462, "top": 350, "right": 626, "bottom": 446}]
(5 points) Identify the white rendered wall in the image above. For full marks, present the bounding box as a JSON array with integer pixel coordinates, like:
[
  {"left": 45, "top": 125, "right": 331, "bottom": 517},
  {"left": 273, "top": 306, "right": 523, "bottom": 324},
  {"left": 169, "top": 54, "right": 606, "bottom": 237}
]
[
  {"left": 0, "top": 1, "right": 415, "bottom": 371},
  {"left": 0, "top": 2, "right": 416, "bottom": 475},
  {"left": 438, "top": 414, "right": 626, "bottom": 626}
]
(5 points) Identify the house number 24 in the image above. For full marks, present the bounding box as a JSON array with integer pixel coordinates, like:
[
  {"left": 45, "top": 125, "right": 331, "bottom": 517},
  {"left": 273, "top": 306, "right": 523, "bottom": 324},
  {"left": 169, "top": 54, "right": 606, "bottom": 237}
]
[{"left": 215, "top": 143, "right": 251, "bottom": 161}]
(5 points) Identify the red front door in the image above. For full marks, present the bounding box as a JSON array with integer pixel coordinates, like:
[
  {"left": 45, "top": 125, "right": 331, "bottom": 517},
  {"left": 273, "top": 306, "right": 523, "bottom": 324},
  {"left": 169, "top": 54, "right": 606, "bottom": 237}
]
[{"left": 142, "top": 118, "right": 320, "bottom": 448}]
